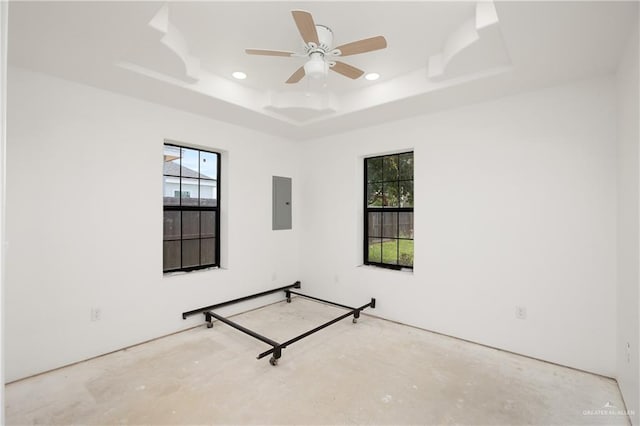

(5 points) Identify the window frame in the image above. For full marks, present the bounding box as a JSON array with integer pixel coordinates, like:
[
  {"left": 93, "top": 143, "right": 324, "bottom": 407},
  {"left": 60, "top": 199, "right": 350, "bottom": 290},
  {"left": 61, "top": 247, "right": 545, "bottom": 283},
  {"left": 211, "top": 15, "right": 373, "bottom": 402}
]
[
  {"left": 163, "top": 142, "right": 221, "bottom": 273},
  {"left": 363, "top": 151, "right": 414, "bottom": 271}
]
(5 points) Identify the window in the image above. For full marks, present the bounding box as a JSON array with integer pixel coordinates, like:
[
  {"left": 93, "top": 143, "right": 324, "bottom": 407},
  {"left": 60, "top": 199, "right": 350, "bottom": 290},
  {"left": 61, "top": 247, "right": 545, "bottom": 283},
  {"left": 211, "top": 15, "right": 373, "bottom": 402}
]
[
  {"left": 163, "top": 143, "right": 220, "bottom": 272},
  {"left": 364, "top": 152, "right": 414, "bottom": 269}
]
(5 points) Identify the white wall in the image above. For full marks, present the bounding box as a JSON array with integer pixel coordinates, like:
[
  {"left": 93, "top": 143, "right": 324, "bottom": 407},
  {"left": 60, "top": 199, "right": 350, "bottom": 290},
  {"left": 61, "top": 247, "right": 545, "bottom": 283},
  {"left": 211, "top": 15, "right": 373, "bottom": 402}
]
[
  {"left": 5, "top": 67, "right": 301, "bottom": 382},
  {"left": 0, "top": 0, "right": 8, "bottom": 419},
  {"left": 299, "top": 76, "right": 618, "bottom": 377},
  {"left": 616, "top": 20, "right": 640, "bottom": 424}
]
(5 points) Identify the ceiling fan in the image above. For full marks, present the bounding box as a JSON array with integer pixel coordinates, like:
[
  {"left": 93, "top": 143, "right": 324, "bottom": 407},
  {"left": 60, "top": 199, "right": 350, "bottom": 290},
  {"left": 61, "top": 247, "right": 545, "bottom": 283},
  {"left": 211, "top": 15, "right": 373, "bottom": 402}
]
[{"left": 245, "top": 10, "right": 387, "bottom": 84}]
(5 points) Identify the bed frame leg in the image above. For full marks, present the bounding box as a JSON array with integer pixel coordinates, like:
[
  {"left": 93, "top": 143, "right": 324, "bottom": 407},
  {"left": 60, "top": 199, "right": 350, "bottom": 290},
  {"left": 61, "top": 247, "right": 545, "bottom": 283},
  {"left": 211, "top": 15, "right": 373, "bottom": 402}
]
[
  {"left": 204, "top": 312, "right": 213, "bottom": 329},
  {"left": 285, "top": 290, "right": 291, "bottom": 303},
  {"left": 269, "top": 346, "right": 282, "bottom": 366}
]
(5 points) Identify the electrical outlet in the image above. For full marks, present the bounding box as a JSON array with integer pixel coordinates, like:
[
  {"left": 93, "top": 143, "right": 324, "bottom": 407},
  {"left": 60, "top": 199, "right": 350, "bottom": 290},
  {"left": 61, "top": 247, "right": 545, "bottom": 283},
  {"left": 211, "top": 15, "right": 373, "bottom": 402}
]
[
  {"left": 627, "top": 342, "right": 631, "bottom": 363},
  {"left": 515, "top": 306, "right": 527, "bottom": 320},
  {"left": 91, "top": 308, "right": 101, "bottom": 322}
]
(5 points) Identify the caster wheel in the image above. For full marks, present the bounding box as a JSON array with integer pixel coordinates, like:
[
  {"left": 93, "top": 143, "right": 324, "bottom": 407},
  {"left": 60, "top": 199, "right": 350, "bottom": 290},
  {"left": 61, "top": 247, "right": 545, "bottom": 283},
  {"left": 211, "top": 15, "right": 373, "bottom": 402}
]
[
  {"left": 287, "top": 298, "right": 291, "bottom": 303},
  {"left": 269, "top": 357, "right": 278, "bottom": 366},
  {"left": 206, "top": 322, "right": 213, "bottom": 329},
  {"left": 352, "top": 318, "right": 358, "bottom": 324}
]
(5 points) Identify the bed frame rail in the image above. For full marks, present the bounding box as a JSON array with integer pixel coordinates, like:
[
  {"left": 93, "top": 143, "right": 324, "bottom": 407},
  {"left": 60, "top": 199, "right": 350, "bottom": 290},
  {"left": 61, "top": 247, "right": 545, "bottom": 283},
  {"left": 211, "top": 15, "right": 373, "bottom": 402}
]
[{"left": 181, "top": 281, "right": 301, "bottom": 319}]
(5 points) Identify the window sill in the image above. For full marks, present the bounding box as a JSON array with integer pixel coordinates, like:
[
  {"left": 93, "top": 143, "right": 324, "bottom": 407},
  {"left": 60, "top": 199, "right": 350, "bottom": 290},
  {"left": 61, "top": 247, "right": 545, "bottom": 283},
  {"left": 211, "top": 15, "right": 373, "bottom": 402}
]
[
  {"left": 163, "top": 266, "right": 223, "bottom": 277},
  {"left": 358, "top": 264, "right": 414, "bottom": 274}
]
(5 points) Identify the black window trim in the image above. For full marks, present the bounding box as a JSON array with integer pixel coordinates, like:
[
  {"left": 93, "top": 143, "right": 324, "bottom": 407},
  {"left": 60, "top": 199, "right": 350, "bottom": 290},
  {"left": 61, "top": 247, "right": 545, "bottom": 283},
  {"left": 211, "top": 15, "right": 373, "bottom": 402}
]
[
  {"left": 163, "top": 142, "right": 221, "bottom": 273},
  {"left": 363, "top": 151, "right": 414, "bottom": 271}
]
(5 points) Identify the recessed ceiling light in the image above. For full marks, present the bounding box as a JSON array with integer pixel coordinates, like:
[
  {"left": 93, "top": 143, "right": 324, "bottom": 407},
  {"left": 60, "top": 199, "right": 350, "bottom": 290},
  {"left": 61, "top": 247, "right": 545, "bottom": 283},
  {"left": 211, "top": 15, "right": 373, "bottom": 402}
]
[
  {"left": 232, "top": 71, "right": 247, "bottom": 80},
  {"left": 365, "top": 73, "right": 380, "bottom": 81}
]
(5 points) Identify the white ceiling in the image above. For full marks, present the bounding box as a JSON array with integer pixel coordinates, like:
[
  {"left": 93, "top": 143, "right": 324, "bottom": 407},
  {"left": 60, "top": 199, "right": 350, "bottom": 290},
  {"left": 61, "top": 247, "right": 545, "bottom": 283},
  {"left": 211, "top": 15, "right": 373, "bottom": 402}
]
[
  {"left": 171, "top": 2, "right": 476, "bottom": 91},
  {"left": 7, "top": 1, "right": 638, "bottom": 140}
]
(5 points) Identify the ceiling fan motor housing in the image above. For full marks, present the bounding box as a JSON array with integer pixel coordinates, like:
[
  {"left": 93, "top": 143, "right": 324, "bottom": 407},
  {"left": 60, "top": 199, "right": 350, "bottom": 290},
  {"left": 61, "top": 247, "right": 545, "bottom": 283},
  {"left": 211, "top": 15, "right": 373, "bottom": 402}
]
[{"left": 310, "top": 25, "right": 333, "bottom": 53}]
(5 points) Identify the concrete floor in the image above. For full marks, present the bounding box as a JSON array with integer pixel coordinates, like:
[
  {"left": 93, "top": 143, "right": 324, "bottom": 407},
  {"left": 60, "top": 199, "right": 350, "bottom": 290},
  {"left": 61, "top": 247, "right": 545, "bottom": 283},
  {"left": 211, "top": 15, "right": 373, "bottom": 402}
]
[{"left": 5, "top": 298, "right": 629, "bottom": 425}]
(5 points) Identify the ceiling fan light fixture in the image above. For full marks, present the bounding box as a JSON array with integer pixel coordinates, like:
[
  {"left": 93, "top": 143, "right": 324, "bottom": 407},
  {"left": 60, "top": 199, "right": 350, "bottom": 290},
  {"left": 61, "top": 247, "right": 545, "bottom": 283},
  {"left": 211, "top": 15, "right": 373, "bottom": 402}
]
[
  {"left": 232, "top": 71, "right": 247, "bottom": 80},
  {"left": 304, "top": 57, "right": 328, "bottom": 79},
  {"left": 365, "top": 73, "right": 380, "bottom": 81}
]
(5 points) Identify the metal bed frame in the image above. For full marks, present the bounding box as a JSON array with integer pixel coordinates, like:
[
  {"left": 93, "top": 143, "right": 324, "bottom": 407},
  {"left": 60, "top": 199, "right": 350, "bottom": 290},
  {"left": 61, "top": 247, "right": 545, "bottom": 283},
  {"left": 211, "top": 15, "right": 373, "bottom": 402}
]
[{"left": 182, "top": 281, "right": 376, "bottom": 365}]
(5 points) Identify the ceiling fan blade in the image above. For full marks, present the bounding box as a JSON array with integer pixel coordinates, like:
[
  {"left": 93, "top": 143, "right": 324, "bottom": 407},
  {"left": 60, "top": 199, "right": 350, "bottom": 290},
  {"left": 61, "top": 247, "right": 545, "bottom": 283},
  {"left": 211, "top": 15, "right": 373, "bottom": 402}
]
[
  {"left": 291, "top": 10, "right": 319, "bottom": 45},
  {"left": 286, "top": 66, "right": 306, "bottom": 84},
  {"left": 245, "top": 49, "right": 295, "bottom": 57},
  {"left": 334, "top": 36, "right": 387, "bottom": 57},
  {"left": 330, "top": 61, "right": 365, "bottom": 79}
]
